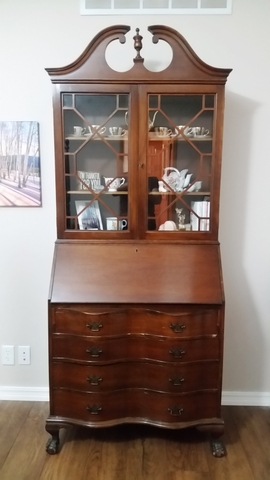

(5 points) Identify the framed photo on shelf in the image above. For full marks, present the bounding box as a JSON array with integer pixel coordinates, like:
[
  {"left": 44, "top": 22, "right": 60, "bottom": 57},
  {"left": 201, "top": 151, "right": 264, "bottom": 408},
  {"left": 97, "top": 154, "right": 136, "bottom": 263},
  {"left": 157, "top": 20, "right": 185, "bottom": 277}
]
[
  {"left": 77, "top": 171, "right": 101, "bottom": 191},
  {"left": 75, "top": 200, "right": 103, "bottom": 230}
]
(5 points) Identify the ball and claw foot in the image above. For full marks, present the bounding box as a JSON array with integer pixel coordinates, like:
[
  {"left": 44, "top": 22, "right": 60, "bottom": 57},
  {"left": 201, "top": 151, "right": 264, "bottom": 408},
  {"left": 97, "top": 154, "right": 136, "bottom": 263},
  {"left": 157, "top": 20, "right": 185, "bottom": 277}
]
[
  {"left": 46, "top": 436, "right": 60, "bottom": 455},
  {"left": 210, "top": 437, "right": 227, "bottom": 457}
]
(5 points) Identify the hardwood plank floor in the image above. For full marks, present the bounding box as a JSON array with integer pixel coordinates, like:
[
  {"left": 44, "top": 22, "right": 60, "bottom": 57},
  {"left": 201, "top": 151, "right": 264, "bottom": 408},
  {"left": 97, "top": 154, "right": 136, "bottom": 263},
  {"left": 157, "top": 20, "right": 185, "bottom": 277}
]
[{"left": 0, "top": 403, "right": 269, "bottom": 480}]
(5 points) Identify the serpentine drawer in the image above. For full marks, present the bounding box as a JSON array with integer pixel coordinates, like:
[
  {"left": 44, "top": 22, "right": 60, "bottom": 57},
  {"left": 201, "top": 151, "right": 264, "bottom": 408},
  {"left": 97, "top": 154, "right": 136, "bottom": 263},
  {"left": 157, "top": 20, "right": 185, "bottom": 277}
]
[
  {"left": 52, "top": 335, "right": 219, "bottom": 363},
  {"left": 51, "top": 389, "right": 220, "bottom": 424},
  {"left": 51, "top": 361, "right": 219, "bottom": 393},
  {"left": 52, "top": 307, "right": 219, "bottom": 338}
]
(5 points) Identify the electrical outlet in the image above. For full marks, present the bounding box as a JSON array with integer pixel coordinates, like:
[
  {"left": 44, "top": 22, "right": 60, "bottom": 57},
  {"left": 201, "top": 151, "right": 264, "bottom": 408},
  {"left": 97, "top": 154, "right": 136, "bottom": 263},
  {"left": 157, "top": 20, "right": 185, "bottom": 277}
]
[
  {"left": 18, "top": 346, "right": 31, "bottom": 365},
  {"left": 2, "top": 345, "right": 15, "bottom": 365}
]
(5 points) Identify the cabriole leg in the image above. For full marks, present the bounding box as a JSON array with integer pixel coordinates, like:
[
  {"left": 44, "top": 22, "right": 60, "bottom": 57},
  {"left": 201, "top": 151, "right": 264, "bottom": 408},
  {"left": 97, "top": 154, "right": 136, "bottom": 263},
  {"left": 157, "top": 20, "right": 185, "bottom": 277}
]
[{"left": 197, "top": 423, "right": 226, "bottom": 457}]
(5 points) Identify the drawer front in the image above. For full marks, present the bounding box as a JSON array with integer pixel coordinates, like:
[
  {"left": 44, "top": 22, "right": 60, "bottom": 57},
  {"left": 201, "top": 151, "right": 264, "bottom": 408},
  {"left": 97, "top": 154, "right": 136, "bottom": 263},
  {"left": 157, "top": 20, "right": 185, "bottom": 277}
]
[
  {"left": 51, "top": 361, "right": 219, "bottom": 393},
  {"left": 52, "top": 335, "right": 219, "bottom": 363},
  {"left": 53, "top": 307, "right": 219, "bottom": 338},
  {"left": 51, "top": 389, "right": 219, "bottom": 424}
]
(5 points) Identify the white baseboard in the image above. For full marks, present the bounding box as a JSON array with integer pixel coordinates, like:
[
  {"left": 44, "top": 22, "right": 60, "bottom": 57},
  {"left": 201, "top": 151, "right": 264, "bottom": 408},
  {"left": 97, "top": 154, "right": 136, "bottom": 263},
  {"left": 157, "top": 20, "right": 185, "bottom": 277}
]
[
  {"left": 0, "top": 387, "right": 49, "bottom": 402},
  {"left": 222, "top": 391, "right": 270, "bottom": 407},
  {"left": 0, "top": 387, "right": 270, "bottom": 406}
]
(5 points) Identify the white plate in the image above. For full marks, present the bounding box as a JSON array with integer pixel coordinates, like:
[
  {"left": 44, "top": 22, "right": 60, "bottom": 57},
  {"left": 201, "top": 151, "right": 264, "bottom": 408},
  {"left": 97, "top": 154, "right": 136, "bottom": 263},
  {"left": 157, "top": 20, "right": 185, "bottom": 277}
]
[
  {"left": 194, "top": 134, "right": 210, "bottom": 139},
  {"left": 107, "top": 135, "right": 126, "bottom": 139}
]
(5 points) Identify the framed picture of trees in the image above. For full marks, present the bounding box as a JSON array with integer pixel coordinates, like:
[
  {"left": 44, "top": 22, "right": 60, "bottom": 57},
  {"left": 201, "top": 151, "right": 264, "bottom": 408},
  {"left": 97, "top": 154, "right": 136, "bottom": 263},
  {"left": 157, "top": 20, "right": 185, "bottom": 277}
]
[{"left": 0, "top": 121, "right": 41, "bottom": 207}]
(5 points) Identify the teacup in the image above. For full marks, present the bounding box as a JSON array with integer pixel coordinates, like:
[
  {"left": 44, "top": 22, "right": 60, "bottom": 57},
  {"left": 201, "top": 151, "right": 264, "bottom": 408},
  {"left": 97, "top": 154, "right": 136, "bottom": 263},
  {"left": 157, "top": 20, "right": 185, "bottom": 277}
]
[
  {"left": 158, "top": 180, "right": 167, "bottom": 192},
  {"left": 193, "top": 127, "right": 210, "bottom": 137},
  {"left": 109, "top": 127, "right": 126, "bottom": 137},
  {"left": 175, "top": 125, "right": 193, "bottom": 137},
  {"left": 155, "top": 127, "right": 172, "bottom": 137},
  {"left": 104, "top": 177, "right": 125, "bottom": 191},
  {"left": 73, "top": 126, "right": 86, "bottom": 136},
  {"left": 106, "top": 217, "right": 127, "bottom": 230},
  {"left": 88, "top": 125, "right": 106, "bottom": 135}
]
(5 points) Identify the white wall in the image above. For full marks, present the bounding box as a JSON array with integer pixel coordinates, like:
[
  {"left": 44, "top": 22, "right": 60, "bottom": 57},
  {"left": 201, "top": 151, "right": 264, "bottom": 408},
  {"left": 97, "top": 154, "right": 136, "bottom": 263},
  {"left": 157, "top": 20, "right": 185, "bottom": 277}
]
[{"left": 0, "top": 0, "right": 269, "bottom": 404}]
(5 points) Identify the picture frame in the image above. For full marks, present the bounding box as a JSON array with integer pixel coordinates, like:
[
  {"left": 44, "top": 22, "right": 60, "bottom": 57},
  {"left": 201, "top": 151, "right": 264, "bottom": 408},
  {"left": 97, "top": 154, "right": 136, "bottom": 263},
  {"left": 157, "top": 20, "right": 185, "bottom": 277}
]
[
  {"left": 75, "top": 200, "right": 103, "bottom": 230},
  {"left": 77, "top": 170, "right": 101, "bottom": 191},
  {"left": 0, "top": 121, "right": 41, "bottom": 207}
]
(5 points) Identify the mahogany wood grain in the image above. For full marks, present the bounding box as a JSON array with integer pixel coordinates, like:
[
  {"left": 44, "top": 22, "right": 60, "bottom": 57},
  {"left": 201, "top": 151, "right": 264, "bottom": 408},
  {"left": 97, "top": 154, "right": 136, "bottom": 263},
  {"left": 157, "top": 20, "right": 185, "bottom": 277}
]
[
  {"left": 51, "top": 389, "right": 219, "bottom": 425},
  {"left": 53, "top": 306, "right": 219, "bottom": 337},
  {"left": 51, "top": 361, "right": 219, "bottom": 393},
  {"left": 49, "top": 243, "right": 224, "bottom": 305},
  {"left": 45, "top": 25, "right": 230, "bottom": 455},
  {"left": 52, "top": 335, "right": 219, "bottom": 364}
]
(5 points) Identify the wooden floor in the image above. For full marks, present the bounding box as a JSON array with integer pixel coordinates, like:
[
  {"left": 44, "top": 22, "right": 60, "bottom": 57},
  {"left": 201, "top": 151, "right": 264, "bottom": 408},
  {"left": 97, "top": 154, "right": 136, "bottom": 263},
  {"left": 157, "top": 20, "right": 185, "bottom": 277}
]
[{"left": 0, "top": 402, "right": 269, "bottom": 480}]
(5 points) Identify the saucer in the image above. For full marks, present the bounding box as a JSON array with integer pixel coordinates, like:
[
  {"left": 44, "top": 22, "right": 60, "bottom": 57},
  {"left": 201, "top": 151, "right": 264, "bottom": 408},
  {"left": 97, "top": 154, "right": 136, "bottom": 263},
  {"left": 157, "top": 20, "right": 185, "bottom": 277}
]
[
  {"left": 172, "top": 133, "right": 193, "bottom": 138},
  {"left": 155, "top": 134, "right": 172, "bottom": 138},
  {"left": 108, "top": 135, "right": 126, "bottom": 139},
  {"left": 85, "top": 132, "right": 105, "bottom": 137}
]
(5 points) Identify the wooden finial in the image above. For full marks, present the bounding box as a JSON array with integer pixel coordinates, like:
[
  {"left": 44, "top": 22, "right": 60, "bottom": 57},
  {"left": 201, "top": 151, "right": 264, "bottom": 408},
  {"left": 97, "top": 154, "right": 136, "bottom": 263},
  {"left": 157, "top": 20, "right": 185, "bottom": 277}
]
[{"left": 133, "top": 28, "right": 143, "bottom": 62}]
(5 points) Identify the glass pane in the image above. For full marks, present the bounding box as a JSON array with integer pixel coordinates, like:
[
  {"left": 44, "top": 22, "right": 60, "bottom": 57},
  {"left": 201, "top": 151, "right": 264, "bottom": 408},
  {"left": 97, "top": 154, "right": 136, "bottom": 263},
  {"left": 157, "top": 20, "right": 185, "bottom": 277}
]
[
  {"left": 85, "top": 0, "right": 111, "bottom": 8},
  {"left": 115, "top": 0, "right": 139, "bottom": 7},
  {"left": 149, "top": 96, "right": 159, "bottom": 111},
  {"left": 143, "top": 0, "right": 169, "bottom": 7},
  {"left": 201, "top": 0, "right": 227, "bottom": 7},
  {"left": 172, "top": 0, "right": 197, "bottom": 7},
  {"left": 63, "top": 94, "right": 73, "bottom": 108},
  {"left": 119, "top": 95, "right": 129, "bottom": 109},
  {"left": 147, "top": 94, "right": 213, "bottom": 232},
  {"left": 205, "top": 95, "right": 215, "bottom": 109},
  {"left": 63, "top": 93, "right": 129, "bottom": 232}
]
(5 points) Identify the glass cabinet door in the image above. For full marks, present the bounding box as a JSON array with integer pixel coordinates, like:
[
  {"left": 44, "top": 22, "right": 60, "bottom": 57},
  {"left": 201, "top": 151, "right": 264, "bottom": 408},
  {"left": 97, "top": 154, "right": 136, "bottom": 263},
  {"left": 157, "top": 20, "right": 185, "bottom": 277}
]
[
  {"left": 63, "top": 93, "right": 129, "bottom": 232},
  {"left": 147, "top": 94, "right": 214, "bottom": 233}
]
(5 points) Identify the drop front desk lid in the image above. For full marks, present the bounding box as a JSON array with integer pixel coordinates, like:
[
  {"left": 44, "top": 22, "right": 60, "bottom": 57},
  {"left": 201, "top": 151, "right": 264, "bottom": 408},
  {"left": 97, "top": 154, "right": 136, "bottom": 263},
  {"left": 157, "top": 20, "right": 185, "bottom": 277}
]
[{"left": 49, "top": 243, "right": 224, "bottom": 305}]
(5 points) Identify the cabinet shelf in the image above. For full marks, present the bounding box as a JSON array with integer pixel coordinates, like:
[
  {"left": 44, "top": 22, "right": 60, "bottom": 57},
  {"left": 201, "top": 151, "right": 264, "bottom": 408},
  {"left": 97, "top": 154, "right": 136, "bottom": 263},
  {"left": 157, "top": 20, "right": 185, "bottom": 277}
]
[
  {"left": 66, "top": 136, "right": 128, "bottom": 141},
  {"left": 67, "top": 190, "right": 128, "bottom": 195},
  {"left": 149, "top": 191, "right": 210, "bottom": 196},
  {"left": 65, "top": 135, "right": 212, "bottom": 142},
  {"left": 149, "top": 136, "right": 213, "bottom": 142},
  {"left": 68, "top": 190, "right": 209, "bottom": 196}
]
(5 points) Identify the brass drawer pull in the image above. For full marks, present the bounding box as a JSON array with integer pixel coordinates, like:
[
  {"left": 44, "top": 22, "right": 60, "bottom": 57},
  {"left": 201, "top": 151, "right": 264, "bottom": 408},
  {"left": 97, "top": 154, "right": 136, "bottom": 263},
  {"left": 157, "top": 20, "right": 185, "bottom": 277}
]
[
  {"left": 168, "top": 406, "right": 184, "bottom": 416},
  {"left": 169, "top": 323, "right": 186, "bottom": 333},
  {"left": 86, "top": 375, "right": 103, "bottom": 386},
  {"left": 86, "top": 322, "right": 103, "bottom": 332},
  {"left": 169, "top": 348, "right": 185, "bottom": 358},
  {"left": 86, "top": 347, "right": 103, "bottom": 357},
  {"left": 169, "top": 376, "right": 185, "bottom": 386},
  {"left": 86, "top": 404, "right": 102, "bottom": 415}
]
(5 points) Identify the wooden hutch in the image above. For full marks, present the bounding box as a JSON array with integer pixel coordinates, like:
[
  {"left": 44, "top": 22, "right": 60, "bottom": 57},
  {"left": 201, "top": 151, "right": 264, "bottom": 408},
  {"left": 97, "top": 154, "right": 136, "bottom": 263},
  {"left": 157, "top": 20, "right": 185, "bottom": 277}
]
[{"left": 45, "top": 25, "right": 231, "bottom": 456}]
